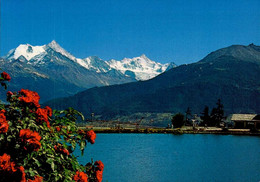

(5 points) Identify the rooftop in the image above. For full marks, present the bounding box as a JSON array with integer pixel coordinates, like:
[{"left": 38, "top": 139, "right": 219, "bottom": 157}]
[{"left": 231, "top": 114, "right": 258, "bottom": 121}]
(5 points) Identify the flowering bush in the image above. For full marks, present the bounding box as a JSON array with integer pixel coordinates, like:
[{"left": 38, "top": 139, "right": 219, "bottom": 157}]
[{"left": 0, "top": 72, "right": 104, "bottom": 181}]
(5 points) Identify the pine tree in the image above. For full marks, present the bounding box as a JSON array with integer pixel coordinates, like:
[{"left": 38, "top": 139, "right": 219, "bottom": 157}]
[
  {"left": 185, "top": 107, "right": 192, "bottom": 125},
  {"left": 200, "top": 106, "right": 210, "bottom": 126},
  {"left": 210, "top": 99, "right": 224, "bottom": 126}
]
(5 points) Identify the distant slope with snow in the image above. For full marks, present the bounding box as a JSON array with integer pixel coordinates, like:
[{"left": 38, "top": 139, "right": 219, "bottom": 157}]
[
  {"left": 1, "top": 40, "right": 175, "bottom": 101},
  {"left": 3, "top": 40, "right": 176, "bottom": 81},
  {"left": 46, "top": 44, "right": 260, "bottom": 118},
  {"left": 107, "top": 54, "right": 175, "bottom": 80}
]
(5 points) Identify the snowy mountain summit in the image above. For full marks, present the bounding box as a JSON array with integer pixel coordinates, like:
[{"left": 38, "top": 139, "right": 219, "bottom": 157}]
[
  {"left": 5, "top": 40, "right": 75, "bottom": 62},
  {"left": 3, "top": 41, "right": 176, "bottom": 81},
  {"left": 107, "top": 54, "right": 175, "bottom": 80}
]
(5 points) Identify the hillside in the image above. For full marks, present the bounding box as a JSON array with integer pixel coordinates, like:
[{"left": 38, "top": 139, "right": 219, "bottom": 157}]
[{"left": 46, "top": 44, "right": 260, "bottom": 118}]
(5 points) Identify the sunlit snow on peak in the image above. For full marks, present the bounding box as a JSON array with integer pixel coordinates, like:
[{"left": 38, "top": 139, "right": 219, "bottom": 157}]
[
  {"left": 107, "top": 55, "right": 171, "bottom": 80},
  {"left": 46, "top": 40, "right": 76, "bottom": 60},
  {"left": 13, "top": 44, "right": 46, "bottom": 60},
  {"left": 4, "top": 42, "right": 175, "bottom": 81}
]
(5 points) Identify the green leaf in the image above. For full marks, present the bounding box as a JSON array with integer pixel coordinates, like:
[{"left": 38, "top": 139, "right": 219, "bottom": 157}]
[
  {"left": 58, "top": 174, "right": 63, "bottom": 179},
  {"left": 46, "top": 158, "right": 53, "bottom": 164},
  {"left": 28, "top": 168, "right": 35, "bottom": 176},
  {"left": 0, "top": 134, "right": 4, "bottom": 141},
  {"left": 32, "top": 157, "right": 41, "bottom": 167},
  {"left": 51, "top": 161, "right": 55, "bottom": 171},
  {"left": 55, "top": 175, "right": 60, "bottom": 181},
  {"left": 7, "top": 135, "right": 12, "bottom": 142},
  {"left": 80, "top": 140, "right": 86, "bottom": 151},
  {"left": 15, "top": 144, "right": 20, "bottom": 149}
]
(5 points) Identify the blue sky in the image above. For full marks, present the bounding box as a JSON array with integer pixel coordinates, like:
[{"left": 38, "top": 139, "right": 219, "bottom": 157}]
[{"left": 1, "top": 0, "right": 260, "bottom": 64}]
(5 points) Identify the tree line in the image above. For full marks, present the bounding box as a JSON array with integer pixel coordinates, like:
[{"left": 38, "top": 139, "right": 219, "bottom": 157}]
[{"left": 171, "top": 99, "right": 225, "bottom": 128}]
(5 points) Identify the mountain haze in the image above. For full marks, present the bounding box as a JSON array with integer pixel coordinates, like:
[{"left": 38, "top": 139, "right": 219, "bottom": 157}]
[{"left": 46, "top": 44, "right": 260, "bottom": 118}]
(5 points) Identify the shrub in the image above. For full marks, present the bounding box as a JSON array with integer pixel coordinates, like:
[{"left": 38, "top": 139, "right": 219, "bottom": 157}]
[
  {"left": 171, "top": 113, "right": 185, "bottom": 128},
  {"left": 0, "top": 71, "right": 104, "bottom": 181}
]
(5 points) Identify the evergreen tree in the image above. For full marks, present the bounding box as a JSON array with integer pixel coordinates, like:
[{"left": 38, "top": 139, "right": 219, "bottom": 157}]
[
  {"left": 185, "top": 107, "right": 192, "bottom": 125},
  {"left": 210, "top": 99, "right": 224, "bottom": 126},
  {"left": 200, "top": 106, "right": 210, "bottom": 126}
]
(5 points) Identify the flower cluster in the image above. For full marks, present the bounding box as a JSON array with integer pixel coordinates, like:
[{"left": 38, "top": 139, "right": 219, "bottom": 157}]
[
  {"left": 0, "top": 71, "right": 104, "bottom": 181},
  {"left": 0, "top": 154, "right": 16, "bottom": 173},
  {"left": 0, "top": 110, "right": 8, "bottom": 133},
  {"left": 16, "top": 88, "right": 53, "bottom": 129},
  {"left": 1, "top": 72, "right": 11, "bottom": 81},
  {"left": 54, "top": 144, "right": 70, "bottom": 156},
  {"left": 19, "top": 129, "right": 41, "bottom": 152},
  {"left": 86, "top": 130, "right": 96, "bottom": 144},
  {"left": 18, "top": 89, "right": 40, "bottom": 108},
  {"left": 73, "top": 171, "right": 88, "bottom": 182},
  {"left": 0, "top": 153, "right": 27, "bottom": 182},
  {"left": 0, "top": 153, "right": 43, "bottom": 182},
  {"left": 94, "top": 161, "right": 104, "bottom": 182},
  {"left": 35, "top": 106, "right": 52, "bottom": 128}
]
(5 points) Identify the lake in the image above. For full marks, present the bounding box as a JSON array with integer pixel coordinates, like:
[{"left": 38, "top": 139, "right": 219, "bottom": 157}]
[{"left": 75, "top": 134, "right": 260, "bottom": 182}]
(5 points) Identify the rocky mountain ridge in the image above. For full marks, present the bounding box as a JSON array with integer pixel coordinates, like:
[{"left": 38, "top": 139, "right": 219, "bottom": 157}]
[{"left": 45, "top": 43, "right": 260, "bottom": 119}]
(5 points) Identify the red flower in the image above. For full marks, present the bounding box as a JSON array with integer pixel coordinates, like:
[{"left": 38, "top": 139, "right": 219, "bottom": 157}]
[
  {"left": 45, "top": 106, "right": 52, "bottom": 117},
  {"left": 73, "top": 171, "right": 88, "bottom": 182},
  {"left": 35, "top": 107, "right": 51, "bottom": 128},
  {"left": 95, "top": 170, "right": 103, "bottom": 182},
  {"left": 0, "top": 122, "right": 9, "bottom": 133},
  {"left": 6, "top": 91, "right": 13, "bottom": 102},
  {"left": 0, "top": 154, "right": 26, "bottom": 182},
  {"left": 0, "top": 110, "right": 6, "bottom": 122},
  {"left": 0, "top": 154, "right": 16, "bottom": 172},
  {"left": 6, "top": 91, "right": 13, "bottom": 97},
  {"left": 86, "top": 130, "right": 96, "bottom": 144},
  {"left": 14, "top": 166, "right": 26, "bottom": 182},
  {"left": 1, "top": 72, "right": 11, "bottom": 81},
  {"left": 19, "top": 129, "right": 41, "bottom": 151},
  {"left": 94, "top": 160, "right": 104, "bottom": 182},
  {"left": 18, "top": 89, "right": 40, "bottom": 108},
  {"left": 0, "top": 110, "right": 9, "bottom": 133},
  {"left": 27, "top": 176, "right": 43, "bottom": 182},
  {"left": 56, "top": 126, "right": 61, "bottom": 132},
  {"left": 94, "top": 161, "right": 104, "bottom": 171},
  {"left": 54, "top": 144, "right": 70, "bottom": 156}
]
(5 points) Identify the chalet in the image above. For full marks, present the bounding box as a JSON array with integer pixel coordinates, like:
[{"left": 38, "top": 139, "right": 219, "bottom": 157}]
[{"left": 231, "top": 114, "right": 260, "bottom": 129}]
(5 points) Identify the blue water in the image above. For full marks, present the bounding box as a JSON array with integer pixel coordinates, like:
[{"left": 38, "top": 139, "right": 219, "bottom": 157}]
[{"left": 75, "top": 134, "right": 260, "bottom": 182}]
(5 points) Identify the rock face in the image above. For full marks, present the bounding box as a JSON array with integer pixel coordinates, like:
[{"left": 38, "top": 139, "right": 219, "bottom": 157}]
[
  {"left": 46, "top": 44, "right": 260, "bottom": 118},
  {"left": 1, "top": 41, "right": 174, "bottom": 102}
]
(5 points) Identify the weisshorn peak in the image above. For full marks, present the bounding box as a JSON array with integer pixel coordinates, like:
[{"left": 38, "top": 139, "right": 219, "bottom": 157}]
[{"left": 4, "top": 41, "right": 176, "bottom": 81}]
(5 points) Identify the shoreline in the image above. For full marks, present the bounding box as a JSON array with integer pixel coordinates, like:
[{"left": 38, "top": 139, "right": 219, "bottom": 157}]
[{"left": 81, "top": 127, "right": 260, "bottom": 136}]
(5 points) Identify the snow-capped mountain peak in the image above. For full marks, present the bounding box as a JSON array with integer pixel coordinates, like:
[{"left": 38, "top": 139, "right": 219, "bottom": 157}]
[
  {"left": 45, "top": 40, "right": 76, "bottom": 60},
  {"left": 75, "top": 56, "right": 111, "bottom": 73},
  {"left": 5, "top": 44, "right": 46, "bottom": 61},
  {"left": 5, "top": 40, "right": 76, "bottom": 62},
  {"left": 107, "top": 55, "right": 175, "bottom": 80},
  {"left": 3, "top": 42, "right": 176, "bottom": 81}
]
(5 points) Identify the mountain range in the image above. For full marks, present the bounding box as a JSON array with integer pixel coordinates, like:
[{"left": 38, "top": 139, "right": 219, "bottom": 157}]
[
  {"left": 0, "top": 41, "right": 175, "bottom": 101},
  {"left": 45, "top": 43, "right": 260, "bottom": 119}
]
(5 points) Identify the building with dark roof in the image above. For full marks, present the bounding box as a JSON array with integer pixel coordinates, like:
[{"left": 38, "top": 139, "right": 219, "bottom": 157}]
[{"left": 231, "top": 114, "right": 260, "bottom": 129}]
